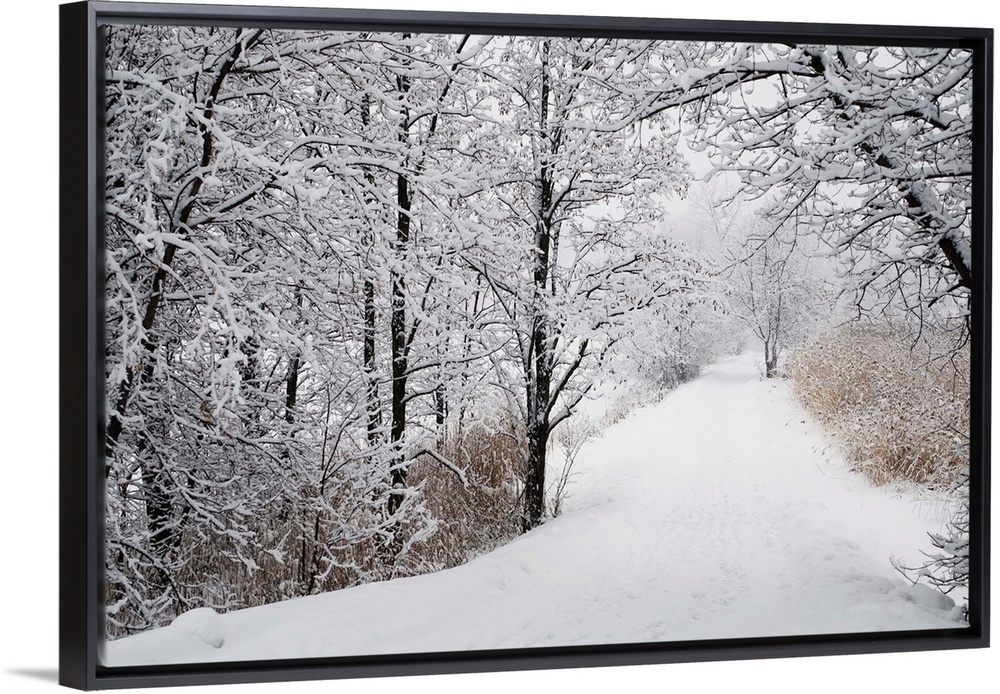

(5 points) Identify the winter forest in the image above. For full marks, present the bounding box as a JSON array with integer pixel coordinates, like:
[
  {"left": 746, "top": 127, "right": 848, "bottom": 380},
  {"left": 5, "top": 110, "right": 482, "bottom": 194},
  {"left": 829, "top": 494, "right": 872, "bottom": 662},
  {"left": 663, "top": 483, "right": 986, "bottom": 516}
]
[{"left": 102, "top": 24, "right": 975, "bottom": 663}]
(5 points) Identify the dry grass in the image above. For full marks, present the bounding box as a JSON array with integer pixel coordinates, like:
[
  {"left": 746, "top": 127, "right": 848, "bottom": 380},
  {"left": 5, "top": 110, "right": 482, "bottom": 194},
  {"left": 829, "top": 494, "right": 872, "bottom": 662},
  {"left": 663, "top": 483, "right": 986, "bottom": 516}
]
[
  {"left": 407, "top": 412, "right": 524, "bottom": 571},
  {"left": 106, "top": 411, "right": 527, "bottom": 639},
  {"left": 786, "top": 324, "right": 969, "bottom": 488}
]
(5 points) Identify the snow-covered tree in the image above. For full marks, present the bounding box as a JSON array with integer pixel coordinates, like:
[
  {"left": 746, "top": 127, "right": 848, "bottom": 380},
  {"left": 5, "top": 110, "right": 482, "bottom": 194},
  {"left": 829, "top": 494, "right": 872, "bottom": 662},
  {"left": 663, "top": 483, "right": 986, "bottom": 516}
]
[
  {"left": 103, "top": 25, "right": 489, "bottom": 631},
  {"left": 461, "top": 36, "right": 705, "bottom": 530},
  {"left": 669, "top": 43, "right": 974, "bottom": 337},
  {"left": 100, "top": 26, "right": 976, "bottom": 635},
  {"left": 723, "top": 218, "right": 832, "bottom": 377}
]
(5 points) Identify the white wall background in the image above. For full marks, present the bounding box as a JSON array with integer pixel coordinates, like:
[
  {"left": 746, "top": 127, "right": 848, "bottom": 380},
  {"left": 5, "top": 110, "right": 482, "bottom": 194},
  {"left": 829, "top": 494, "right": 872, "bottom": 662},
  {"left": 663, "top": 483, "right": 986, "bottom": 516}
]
[{"left": 2, "top": 1, "right": 994, "bottom": 692}]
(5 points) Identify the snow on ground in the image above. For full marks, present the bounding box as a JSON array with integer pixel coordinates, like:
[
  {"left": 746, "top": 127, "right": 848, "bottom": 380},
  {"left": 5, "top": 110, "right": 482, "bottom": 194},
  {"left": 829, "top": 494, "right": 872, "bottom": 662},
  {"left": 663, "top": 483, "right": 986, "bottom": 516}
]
[{"left": 103, "top": 353, "right": 964, "bottom": 667}]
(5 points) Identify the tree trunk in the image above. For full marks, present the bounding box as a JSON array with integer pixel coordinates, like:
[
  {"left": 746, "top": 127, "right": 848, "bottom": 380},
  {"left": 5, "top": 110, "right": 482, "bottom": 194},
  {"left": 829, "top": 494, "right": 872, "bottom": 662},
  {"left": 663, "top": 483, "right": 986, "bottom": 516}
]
[
  {"left": 284, "top": 356, "right": 300, "bottom": 424},
  {"left": 146, "top": 467, "right": 181, "bottom": 558},
  {"left": 435, "top": 385, "right": 447, "bottom": 428},
  {"left": 522, "top": 39, "right": 554, "bottom": 532},
  {"left": 523, "top": 307, "right": 554, "bottom": 530},
  {"left": 360, "top": 93, "right": 383, "bottom": 452},
  {"left": 388, "top": 172, "right": 410, "bottom": 516},
  {"left": 283, "top": 284, "right": 304, "bottom": 432},
  {"left": 388, "top": 72, "right": 412, "bottom": 517},
  {"left": 764, "top": 340, "right": 779, "bottom": 378},
  {"left": 364, "top": 276, "right": 381, "bottom": 448}
]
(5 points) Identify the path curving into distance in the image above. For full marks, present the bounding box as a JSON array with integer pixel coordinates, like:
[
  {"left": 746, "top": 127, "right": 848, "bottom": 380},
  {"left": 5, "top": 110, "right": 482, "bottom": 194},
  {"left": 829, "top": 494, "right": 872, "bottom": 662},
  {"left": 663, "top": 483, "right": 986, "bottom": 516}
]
[{"left": 105, "top": 353, "right": 963, "bottom": 666}]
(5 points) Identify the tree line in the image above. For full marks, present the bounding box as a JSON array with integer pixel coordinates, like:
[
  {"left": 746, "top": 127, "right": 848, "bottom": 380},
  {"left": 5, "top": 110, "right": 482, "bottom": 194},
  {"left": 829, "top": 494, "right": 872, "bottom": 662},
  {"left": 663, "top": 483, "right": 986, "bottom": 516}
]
[{"left": 103, "top": 27, "right": 974, "bottom": 635}]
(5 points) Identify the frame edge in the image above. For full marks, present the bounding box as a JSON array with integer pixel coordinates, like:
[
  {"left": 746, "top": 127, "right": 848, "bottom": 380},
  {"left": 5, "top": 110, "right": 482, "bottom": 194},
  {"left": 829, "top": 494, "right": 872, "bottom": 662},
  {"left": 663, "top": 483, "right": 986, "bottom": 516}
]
[
  {"left": 60, "top": 1, "right": 101, "bottom": 690},
  {"left": 63, "top": 2, "right": 993, "bottom": 689}
]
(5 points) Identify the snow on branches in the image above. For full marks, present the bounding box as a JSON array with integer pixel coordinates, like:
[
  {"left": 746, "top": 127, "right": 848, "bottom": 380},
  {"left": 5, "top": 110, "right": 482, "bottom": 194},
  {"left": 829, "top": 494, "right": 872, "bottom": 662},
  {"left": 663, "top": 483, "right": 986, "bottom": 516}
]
[{"left": 102, "top": 26, "right": 974, "bottom": 635}]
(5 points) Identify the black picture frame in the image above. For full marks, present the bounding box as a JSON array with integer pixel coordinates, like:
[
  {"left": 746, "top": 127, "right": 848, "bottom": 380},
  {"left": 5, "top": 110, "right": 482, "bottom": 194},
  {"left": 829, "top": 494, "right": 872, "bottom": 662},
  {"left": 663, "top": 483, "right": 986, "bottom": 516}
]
[{"left": 59, "top": 1, "right": 992, "bottom": 689}]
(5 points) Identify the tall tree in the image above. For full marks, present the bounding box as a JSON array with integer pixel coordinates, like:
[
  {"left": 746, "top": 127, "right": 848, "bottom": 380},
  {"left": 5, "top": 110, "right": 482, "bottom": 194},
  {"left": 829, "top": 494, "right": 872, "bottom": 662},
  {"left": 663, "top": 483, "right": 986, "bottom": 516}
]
[{"left": 471, "top": 37, "right": 699, "bottom": 530}]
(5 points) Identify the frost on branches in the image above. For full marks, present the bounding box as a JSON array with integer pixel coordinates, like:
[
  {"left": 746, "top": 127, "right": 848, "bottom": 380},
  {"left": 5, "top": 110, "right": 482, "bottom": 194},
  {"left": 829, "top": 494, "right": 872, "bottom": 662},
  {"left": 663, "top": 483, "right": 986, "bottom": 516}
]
[
  {"left": 673, "top": 43, "right": 973, "bottom": 338},
  {"left": 895, "top": 473, "right": 971, "bottom": 620},
  {"left": 101, "top": 25, "right": 974, "bottom": 640},
  {"left": 102, "top": 27, "right": 714, "bottom": 636}
]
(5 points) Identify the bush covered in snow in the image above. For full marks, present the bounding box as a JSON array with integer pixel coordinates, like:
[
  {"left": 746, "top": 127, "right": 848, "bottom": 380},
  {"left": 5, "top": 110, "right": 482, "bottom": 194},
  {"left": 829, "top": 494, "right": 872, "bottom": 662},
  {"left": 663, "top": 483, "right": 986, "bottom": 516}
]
[
  {"left": 407, "top": 411, "right": 523, "bottom": 571},
  {"left": 893, "top": 472, "right": 970, "bottom": 619},
  {"left": 786, "top": 324, "right": 969, "bottom": 488}
]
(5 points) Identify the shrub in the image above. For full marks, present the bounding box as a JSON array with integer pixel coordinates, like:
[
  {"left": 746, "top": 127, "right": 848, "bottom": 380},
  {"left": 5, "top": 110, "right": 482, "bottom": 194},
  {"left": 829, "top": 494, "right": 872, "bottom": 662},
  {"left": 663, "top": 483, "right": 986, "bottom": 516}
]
[
  {"left": 786, "top": 324, "right": 969, "bottom": 488},
  {"left": 405, "top": 410, "right": 524, "bottom": 571},
  {"left": 892, "top": 472, "right": 970, "bottom": 618},
  {"left": 547, "top": 415, "right": 598, "bottom": 518}
]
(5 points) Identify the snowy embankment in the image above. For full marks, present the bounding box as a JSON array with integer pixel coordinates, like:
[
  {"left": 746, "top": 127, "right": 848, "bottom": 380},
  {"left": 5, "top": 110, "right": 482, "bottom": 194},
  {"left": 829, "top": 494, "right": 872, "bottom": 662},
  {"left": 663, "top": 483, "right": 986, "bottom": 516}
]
[{"left": 104, "top": 353, "right": 963, "bottom": 666}]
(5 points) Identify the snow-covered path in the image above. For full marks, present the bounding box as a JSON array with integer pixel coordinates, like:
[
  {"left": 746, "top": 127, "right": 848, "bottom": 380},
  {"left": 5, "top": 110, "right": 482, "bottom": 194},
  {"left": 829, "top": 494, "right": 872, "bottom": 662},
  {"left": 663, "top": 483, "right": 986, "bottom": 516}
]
[{"left": 104, "top": 353, "right": 963, "bottom": 666}]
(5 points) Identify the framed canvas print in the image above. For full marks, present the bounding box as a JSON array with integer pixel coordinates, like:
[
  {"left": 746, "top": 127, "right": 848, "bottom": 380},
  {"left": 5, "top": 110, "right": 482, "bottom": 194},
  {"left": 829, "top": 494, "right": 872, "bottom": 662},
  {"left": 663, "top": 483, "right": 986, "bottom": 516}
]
[{"left": 59, "top": 0, "right": 991, "bottom": 689}]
